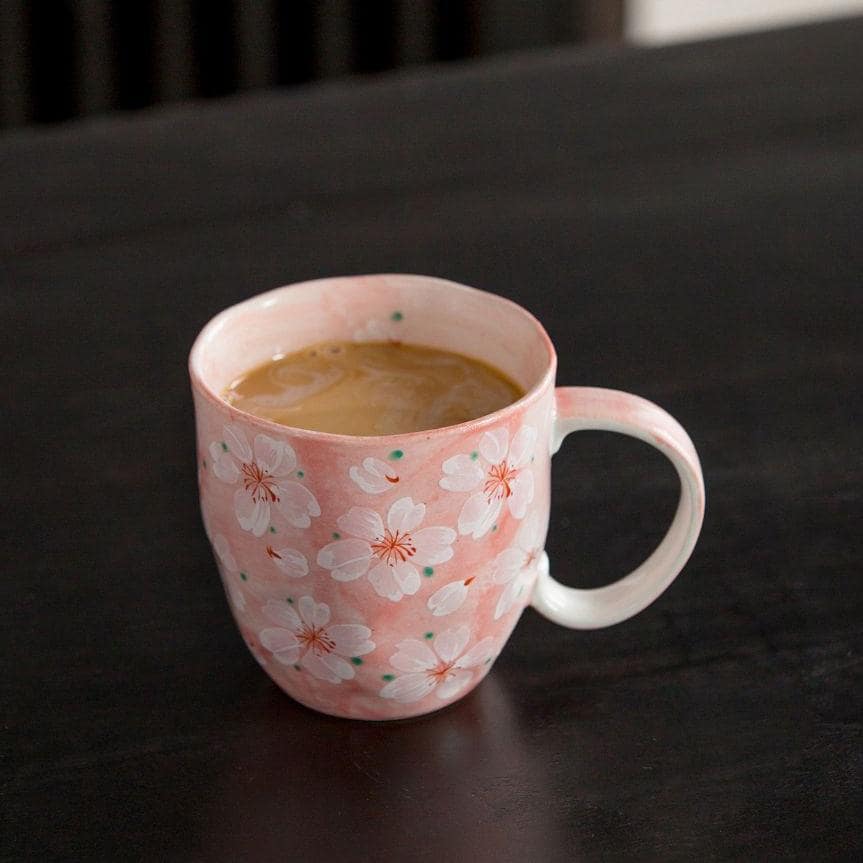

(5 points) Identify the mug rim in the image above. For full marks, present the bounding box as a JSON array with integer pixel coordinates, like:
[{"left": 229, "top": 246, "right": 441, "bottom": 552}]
[{"left": 189, "top": 273, "right": 557, "bottom": 446}]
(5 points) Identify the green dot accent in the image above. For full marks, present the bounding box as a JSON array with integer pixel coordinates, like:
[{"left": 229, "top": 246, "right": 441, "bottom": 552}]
[
  {"left": 424, "top": 632, "right": 434, "bottom": 640},
  {"left": 221, "top": 442, "right": 229, "bottom": 452},
  {"left": 388, "top": 449, "right": 404, "bottom": 460},
  {"left": 423, "top": 566, "right": 434, "bottom": 577},
  {"left": 391, "top": 310, "right": 404, "bottom": 321},
  {"left": 470, "top": 451, "right": 479, "bottom": 460},
  {"left": 293, "top": 664, "right": 301, "bottom": 671},
  {"left": 351, "top": 657, "right": 364, "bottom": 666},
  {"left": 332, "top": 532, "right": 341, "bottom": 540},
  {"left": 492, "top": 524, "right": 498, "bottom": 532},
  {"left": 485, "top": 656, "right": 493, "bottom": 664},
  {"left": 296, "top": 470, "right": 304, "bottom": 478},
  {"left": 286, "top": 597, "right": 294, "bottom": 604},
  {"left": 269, "top": 525, "right": 277, "bottom": 534},
  {"left": 201, "top": 459, "right": 207, "bottom": 469},
  {"left": 239, "top": 572, "right": 248, "bottom": 582},
  {"left": 382, "top": 673, "right": 395, "bottom": 682}
]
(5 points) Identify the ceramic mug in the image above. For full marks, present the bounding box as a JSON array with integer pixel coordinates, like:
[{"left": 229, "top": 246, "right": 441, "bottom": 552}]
[{"left": 190, "top": 275, "right": 705, "bottom": 720}]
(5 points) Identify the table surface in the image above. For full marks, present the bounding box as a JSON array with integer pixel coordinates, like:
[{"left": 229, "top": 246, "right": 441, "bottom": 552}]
[{"left": 3, "top": 18, "right": 861, "bottom": 862}]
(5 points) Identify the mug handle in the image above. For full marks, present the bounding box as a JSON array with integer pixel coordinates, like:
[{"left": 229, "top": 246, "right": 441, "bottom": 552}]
[{"left": 531, "top": 387, "right": 705, "bottom": 629}]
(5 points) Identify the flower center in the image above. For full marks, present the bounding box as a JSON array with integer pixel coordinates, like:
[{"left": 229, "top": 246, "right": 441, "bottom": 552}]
[
  {"left": 241, "top": 461, "right": 280, "bottom": 504},
  {"left": 298, "top": 625, "right": 336, "bottom": 656},
  {"left": 428, "top": 661, "right": 456, "bottom": 683},
  {"left": 370, "top": 529, "right": 416, "bottom": 566},
  {"left": 483, "top": 460, "right": 517, "bottom": 500}
]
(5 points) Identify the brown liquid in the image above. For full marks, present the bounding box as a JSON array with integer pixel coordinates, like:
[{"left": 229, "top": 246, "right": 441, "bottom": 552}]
[{"left": 224, "top": 341, "right": 524, "bottom": 435}]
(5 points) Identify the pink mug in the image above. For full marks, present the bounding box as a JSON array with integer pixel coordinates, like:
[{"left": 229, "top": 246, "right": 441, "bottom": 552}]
[{"left": 189, "top": 275, "right": 705, "bottom": 720}]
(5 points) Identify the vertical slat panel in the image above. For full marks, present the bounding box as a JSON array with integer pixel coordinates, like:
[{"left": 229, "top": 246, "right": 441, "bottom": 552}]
[
  {"left": 153, "top": 0, "right": 195, "bottom": 102},
  {"left": 475, "top": 0, "right": 552, "bottom": 54},
  {"left": 434, "top": 0, "right": 477, "bottom": 61},
  {"left": 235, "top": 0, "right": 278, "bottom": 90},
  {"left": 577, "top": 0, "right": 624, "bottom": 41},
  {"left": 394, "top": 0, "right": 435, "bottom": 66},
  {"left": 0, "top": 0, "right": 31, "bottom": 126},
  {"left": 313, "top": 0, "right": 354, "bottom": 78},
  {"left": 75, "top": 0, "right": 114, "bottom": 116}
]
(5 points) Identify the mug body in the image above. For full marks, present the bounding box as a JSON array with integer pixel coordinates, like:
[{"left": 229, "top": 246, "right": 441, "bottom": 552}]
[{"left": 190, "top": 275, "right": 556, "bottom": 719}]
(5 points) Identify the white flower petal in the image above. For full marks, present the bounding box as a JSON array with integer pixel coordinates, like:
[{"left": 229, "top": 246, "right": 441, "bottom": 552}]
[
  {"left": 270, "top": 547, "right": 309, "bottom": 578},
  {"left": 439, "top": 455, "right": 484, "bottom": 492},
  {"left": 389, "top": 639, "right": 437, "bottom": 672},
  {"left": 337, "top": 506, "right": 384, "bottom": 541},
  {"left": 363, "top": 457, "right": 390, "bottom": 477},
  {"left": 260, "top": 627, "right": 300, "bottom": 665},
  {"left": 507, "top": 470, "right": 534, "bottom": 520},
  {"left": 435, "top": 669, "right": 473, "bottom": 700},
  {"left": 509, "top": 425, "right": 537, "bottom": 469},
  {"left": 263, "top": 600, "right": 301, "bottom": 630},
  {"left": 368, "top": 561, "right": 403, "bottom": 601},
  {"left": 328, "top": 625, "right": 375, "bottom": 657},
  {"left": 479, "top": 427, "right": 508, "bottom": 464},
  {"left": 234, "top": 491, "right": 270, "bottom": 536},
  {"left": 493, "top": 547, "right": 525, "bottom": 584},
  {"left": 495, "top": 578, "right": 527, "bottom": 620},
  {"left": 253, "top": 434, "right": 296, "bottom": 475},
  {"left": 457, "top": 636, "right": 496, "bottom": 668},
  {"left": 209, "top": 442, "right": 240, "bottom": 484},
  {"left": 349, "top": 458, "right": 398, "bottom": 494},
  {"left": 349, "top": 467, "right": 386, "bottom": 494},
  {"left": 317, "top": 539, "right": 373, "bottom": 581},
  {"left": 458, "top": 493, "right": 502, "bottom": 539},
  {"left": 298, "top": 595, "right": 329, "bottom": 627},
  {"left": 387, "top": 497, "right": 426, "bottom": 533},
  {"left": 226, "top": 582, "right": 246, "bottom": 612},
  {"left": 318, "top": 652, "right": 356, "bottom": 681},
  {"left": 515, "top": 512, "right": 544, "bottom": 552},
  {"left": 434, "top": 625, "right": 471, "bottom": 663},
  {"left": 223, "top": 424, "right": 252, "bottom": 462},
  {"left": 380, "top": 673, "right": 437, "bottom": 703},
  {"left": 276, "top": 482, "right": 321, "bottom": 528},
  {"left": 212, "top": 533, "right": 237, "bottom": 572},
  {"left": 350, "top": 466, "right": 386, "bottom": 494},
  {"left": 391, "top": 561, "right": 420, "bottom": 597},
  {"left": 427, "top": 581, "right": 469, "bottom": 617},
  {"left": 302, "top": 650, "right": 348, "bottom": 683},
  {"left": 411, "top": 527, "right": 456, "bottom": 566},
  {"left": 495, "top": 582, "right": 517, "bottom": 619}
]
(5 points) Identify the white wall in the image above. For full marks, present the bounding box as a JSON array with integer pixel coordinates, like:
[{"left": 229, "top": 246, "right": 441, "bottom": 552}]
[{"left": 626, "top": 0, "right": 863, "bottom": 44}]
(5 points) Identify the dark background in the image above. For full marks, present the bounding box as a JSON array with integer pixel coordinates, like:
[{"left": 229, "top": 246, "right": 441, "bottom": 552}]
[{"left": 2, "top": 0, "right": 623, "bottom": 126}]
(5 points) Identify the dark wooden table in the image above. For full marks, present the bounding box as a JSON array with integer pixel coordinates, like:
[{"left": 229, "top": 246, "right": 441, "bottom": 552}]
[{"left": 3, "top": 18, "right": 861, "bottom": 862}]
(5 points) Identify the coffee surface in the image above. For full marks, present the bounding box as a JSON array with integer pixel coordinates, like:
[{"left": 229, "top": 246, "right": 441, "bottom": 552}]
[{"left": 223, "top": 341, "right": 523, "bottom": 435}]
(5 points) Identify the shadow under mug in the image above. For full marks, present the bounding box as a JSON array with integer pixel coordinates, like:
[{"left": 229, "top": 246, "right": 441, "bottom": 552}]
[{"left": 189, "top": 275, "right": 705, "bottom": 720}]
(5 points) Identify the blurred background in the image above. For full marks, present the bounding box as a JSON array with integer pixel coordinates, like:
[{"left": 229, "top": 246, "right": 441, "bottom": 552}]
[{"left": 3, "top": 0, "right": 863, "bottom": 128}]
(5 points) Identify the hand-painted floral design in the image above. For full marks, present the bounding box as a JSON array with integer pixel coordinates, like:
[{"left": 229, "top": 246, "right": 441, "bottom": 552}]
[
  {"left": 439, "top": 425, "right": 537, "bottom": 538},
  {"left": 212, "top": 532, "right": 246, "bottom": 612},
  {"left": 259, "top": 596, "right": 375, "bottom": 683},
  {"left": 212, "top": 532, "right": 237, "bottom": 572},
  {"left": 492, "top": 514, "right": 544, "bottom": 619},
  {"left": 426, "top": 572, "right": 480, "bottom": 617},
  {"left": 209, "top": 424, "right": 320, "bottom": 536},
  {"left": 317, "top": 496, "right": 456, "bottom": 601},
  {"left": 349, "top": 457, "right": 400, "bottom": 494},
  {"left": 265, "top": 544, "right": 309, "bottom": 578},
  {"left": 380, "top": 626, "right": 496, "bottom": 703}
]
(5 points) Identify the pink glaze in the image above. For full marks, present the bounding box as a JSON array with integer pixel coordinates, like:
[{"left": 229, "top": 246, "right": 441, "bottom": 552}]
[{"left": 190, "top": 275, "right": 705, "bottom": 720}]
